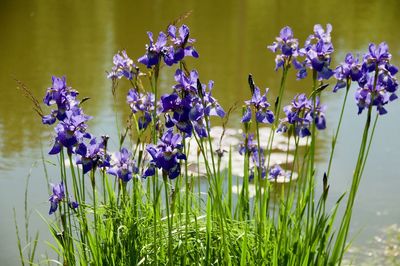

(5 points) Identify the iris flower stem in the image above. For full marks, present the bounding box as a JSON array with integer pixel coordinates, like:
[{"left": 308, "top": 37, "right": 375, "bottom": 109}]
[
  {"left": 67, "top": 154, "right": 89, "bottom": 259},
  {"left": 274, "top": 63, "right": 289, "bottom": 123},
  {"left": 111, "top": 82, "right": 122, "bottom": 151},
  {"left": 242, "top": 133, "right": 250, "bottom": 220},
  {"left": 255, "top": 122, "right": 263, "bottom": 228},
  {"left": 285, "top": 134, "right": 300, "bottom": 209},
  {"left": 305, "top": 69, "right": 318, "bottom": 249},
  {"left": 102, "top": 146, "right": 108, "bottom": 205},
  {"left": 152, "top": 173, "right": 158, "bottom": 265},
  {"left": 91, "top": 170, "right": 100, "bottom": 265},
  {"left": 336, "top": 105, "right": 372, "bottom": 264},
  {"left": 204, "top": 112, "right": 217, "bottom": 181},
  {"left": 152, "top": 62, "right": 160, "bottom": 144},
  {"left": 359, "top": 114, "right": 379, "bottom": 178},
  {"left": 335, "top": 67, "right": 379, "bottom": 265},
  {"left": 326, "top": 78, "right": 351, "bottom": 178},
  {"left": 193, "top": 131, "right": 228, "bottom": 259},
  {"left": 59, "top": 149, "right": 74, "bottom": 264},
  {"left": 265, "top": 63, "right": 289, "bottom": 217},
  {"left": 163, "top": 174, "right": 173, "bottom": 265},
  {"left": 194, "top": 136, "right": 213, "bottom": 185},
  {"left": 203, "top": 115, "right": 229, "bottom": 260},
  {"left": 183, "top": 137, "right": 189, "bottom": 265},
  {"left": 151, "top": 62, "right": 160, "bottom": 265},
  {"left": 68, "top": 154, "right": 81, "bottom": 204}
]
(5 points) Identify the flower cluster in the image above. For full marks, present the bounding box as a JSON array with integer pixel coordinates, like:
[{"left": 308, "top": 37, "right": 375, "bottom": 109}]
[
  {"left": 138, "top": 24, "right": 198, "bottom": 69},
  {"left": 107, "top": 50, "right": 137, "bottom": 80},
  {"left": 268, "top": 164, "right": 291, "bottom": 182},
  {"left": 42, "top": 76, "right": 92, "bottom": 154},
  {"left": 239, "top": 134, "right": 267, "bottom": 180},
  {"left": 295, "top": 24, "right": 334, "bottom": 80},
  {"left": 75, "top": 137, "right": 111, "bottom": 175},
  {"left": 48, "top": 182, "right": 65, "bottom": 215},
  {"left": 277, "top": 93, "right": 326, "bottom": 138},
  {"left": 268, "top": 26, "right": 301, "bottom": 70},
  {"left": 42, "top": 76, "right": 79, "bottom": 125},
  {"left": 144, "top": 129, "right": 186, "bottom": 179},
  {"left": 355, "top": 43, "right": 398, "bottom": 115},
  {"left": 161, "top": 69, "right": 224, "bottom": 138},
  {"left": 241, "top": 85, "right": 274, "bottom": 124},
  {"left": 333, "top": 53, "right": 363, "bottom": 92},
  {"left": 48, "top": 182, "right": 78, "bottom": 215},
  {"left": 333, "top": 43, "right": 398, "bottom": 115},
  {"left": 127, "top": 89, "right": 155, "bottom": 130},
  {"left": 107, "top": 148, "right": 138, "bottom": 183}
]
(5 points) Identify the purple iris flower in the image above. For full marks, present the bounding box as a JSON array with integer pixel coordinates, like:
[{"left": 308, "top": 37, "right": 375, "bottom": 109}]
[
  {"left": 173, "top": 69, "right": 198, "bottom": 94},
  {"left": 239, "top": 134, "right": 266, "bottom": 180},
  {"left": 355, "top": 75, "right": 398, "bottom": 115},
  {"left": 107, "top": 147, "right": 138, "bottom": 183},
  {"left": 49, "top": 106, "right": 92, "bottom": 155},
  {"left": 269, "top": 165, "right": 284, "bottom": 179},
  {"left": 313, "top": 97, "right": 327, "bottom": 130},
  {"left": 75, "top": 137, "right": 111, "bottom": 175},
  {"left": 333, "top": 53, "right": 363, "bottom": 92},
  {"left": 162, "top": 69, "right": 224, "bottom": 138},
  {"left": 143, "top": 129, "right": 186, "bottom": 179},
  {"left": 239, "top": 134, "right": 258, "bottom": 155},
  {"left": 241, "top": 86, "right": 274, "bottom": 124},
  {"left": 49, "top": 182, "right": 65, "bottom": 215},
  {"left": 161, "top": 93, "right": 193, "bottom": 136},
  {"left": 249, "top": 149, "right": 267, "bottom": 181},
  {"left": 278, "top": 93, "right": 326, "bottom": 138},
  {"left": 107, "top": 50, "right": 137, "bottom": 80},
  {"left": 68, "top": 201, "right": 79, "bottom": 210},
  {"left": 168, "top": 24, "right": 199, "bottom": 63},
  {"left": 189, "top": 102, "right": 208, "bottom": 138},
  {"left": 268, "top": 164, "right": 291, "bottom": 181},
  {"left": 268, "top": 26, "right": 301, "bottom": 70},
  {"left": 42, "top": 76, "right": 92, "bottom": 155},
  {"left": 363, "top": 42, "right": 392, "bottom": 72},
  {"left": 42, "top": 76, "right": 79, "bottom": 124},
  {"left": 127, "top": 89, "right": 155, "bottom": 130},
  {"left": 200, "top": 80, "right": 225, "bottom": 118},
  {"left": 354, "top": 43, "right": 398, "bottom": 115},
  {"left": 297, "top": 24, "right": 334, "bottom": 80},
  {"left": 138, "top": 31, "right": 174, "bottom": 68}
]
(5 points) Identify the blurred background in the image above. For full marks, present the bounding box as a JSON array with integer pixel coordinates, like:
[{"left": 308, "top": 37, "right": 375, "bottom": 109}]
[{"left": 1, "top": 0, "right": 400, "bottom": 264}]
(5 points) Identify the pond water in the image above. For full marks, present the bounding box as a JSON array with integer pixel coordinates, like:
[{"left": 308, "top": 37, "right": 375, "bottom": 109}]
[{"left": 1, "top": 0, "right": 400, "bottom": 265}]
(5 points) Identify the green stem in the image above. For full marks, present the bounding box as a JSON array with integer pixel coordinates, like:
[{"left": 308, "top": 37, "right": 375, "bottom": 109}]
[
  {"left": 326, "top": 78, "right": 351, "bottom": 178},
  {"left": 274, "top": 64, "right": 289, "bottom": 124},
  {"left": 163, "top": 173, "right": 173, "bottom": 265},
  {"left": 335, "top": 66, "right": 379, "bottom": 265}
]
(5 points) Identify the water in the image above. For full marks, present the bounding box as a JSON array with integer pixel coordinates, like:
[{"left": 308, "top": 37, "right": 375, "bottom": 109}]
[{"left": 1, "top": 0, "right": 400, "bottom": 264}]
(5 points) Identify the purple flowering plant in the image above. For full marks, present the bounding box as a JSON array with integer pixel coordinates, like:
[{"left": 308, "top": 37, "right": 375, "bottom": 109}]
[
  {"left": 296, "top": 24, "right": 335, "bottom": 80},
  {"left": 239, "top": 134, "right": 267, "bottom": 180},
  {"left": 277, "top": 93, "right": 326, "bottom": 138},
  {"left": 22, "top": 21, "right": 400, "bottom": 266},
  {"left": 268, "top": 26, "right": 301, "bottom": 71},
  {"left": 127, "top": 89, "right": 155, "bottom": 130},
  {"left": 107, "top": 147, "right": 138, "bottom": 183},
  {"left": 355, "top": 43, "right": 398, "bottom": 115},
  {"left": 143, "top": 129, "right": 186, "bottom": 179},
  {"left": 138, "top": 24, "right": 198, "bottom": 69},
  {"left": 48, "top": 182, "right": 65, "bottom": 215},
  {"left": 75, "top": 137, "right": 110, "bottom": 175},
  {"left": 241, "top": 85, "right": 275, "bottom": 125},
  {"left": 107, "top": 50, "right": 138, "bottom": 80},
  {"left": 161, "top": 69, "right": 224, "bottom": 138}
]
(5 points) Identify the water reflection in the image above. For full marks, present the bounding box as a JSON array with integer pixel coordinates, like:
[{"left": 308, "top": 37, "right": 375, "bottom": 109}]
[{"left": 1, "top": 0, "right": 400, "bottom": 264}]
